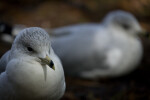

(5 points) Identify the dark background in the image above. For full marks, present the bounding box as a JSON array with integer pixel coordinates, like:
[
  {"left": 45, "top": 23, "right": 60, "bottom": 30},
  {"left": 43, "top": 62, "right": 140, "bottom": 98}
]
[{"left": 0, "top": 0, "right": 150, "bottom": 100}]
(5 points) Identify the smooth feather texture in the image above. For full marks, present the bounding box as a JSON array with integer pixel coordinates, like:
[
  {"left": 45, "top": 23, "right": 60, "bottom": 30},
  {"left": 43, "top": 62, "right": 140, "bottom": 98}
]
[
  {"left": 0, "top": 27, "right": 65, "bottom": 100},
  {"left": 51, "top": 10, "right": 143, "bottom": 79}
]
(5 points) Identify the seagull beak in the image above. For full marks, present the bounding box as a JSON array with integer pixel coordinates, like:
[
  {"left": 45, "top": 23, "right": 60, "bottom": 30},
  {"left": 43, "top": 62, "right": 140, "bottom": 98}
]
[
  {"left": 138, "top": 30, "right": 150, "bottom": 38},
  {"left": 39, "top": 56, "right": 55, "bottom": 70}
]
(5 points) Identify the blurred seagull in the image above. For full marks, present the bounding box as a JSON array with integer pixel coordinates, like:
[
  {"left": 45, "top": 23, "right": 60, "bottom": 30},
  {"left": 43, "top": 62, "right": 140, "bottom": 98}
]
[
  {"left": 0, "top": 22, "right": 25, "bottom": 43},
  {"left": 0, "top": 27, "right": 65, "bottom": 100},
  {"left": 50, "top": 10, "right": 147, "bottom": 79}
]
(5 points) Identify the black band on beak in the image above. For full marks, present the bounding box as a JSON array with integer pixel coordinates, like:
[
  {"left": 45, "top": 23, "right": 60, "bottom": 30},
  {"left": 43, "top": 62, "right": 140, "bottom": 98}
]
[{"left": 49, "top": 60, "right": 55, "bottom": 70}]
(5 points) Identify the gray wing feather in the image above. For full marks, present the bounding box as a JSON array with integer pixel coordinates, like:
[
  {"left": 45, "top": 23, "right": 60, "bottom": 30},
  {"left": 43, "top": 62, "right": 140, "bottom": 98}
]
[
  {"left": 50, "top": 23, "right": 99, "bottom": 37},
  {"left": 0, "top": 51, "right": 10, "bottom": 74},
  {"left": 51, "top": 24, "right": 111, "bottom": 77}
]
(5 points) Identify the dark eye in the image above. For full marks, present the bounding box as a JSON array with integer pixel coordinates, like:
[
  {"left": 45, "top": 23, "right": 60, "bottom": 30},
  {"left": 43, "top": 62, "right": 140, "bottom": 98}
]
[
  {"left": 122, "top": 24, "right": 130, "bottom": 30},
  {"left": 27, "top": 47, "right": 33, "bottom": 52}
]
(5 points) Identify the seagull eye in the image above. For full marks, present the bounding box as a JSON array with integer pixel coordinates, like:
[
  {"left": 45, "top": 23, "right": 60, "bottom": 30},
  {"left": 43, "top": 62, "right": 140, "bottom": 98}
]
[
  {"left": 27, "top": 47, "right": 33, "bottom": 52},
  {"left": 122, "top": 24, "right": 130, "bottom": 30}
]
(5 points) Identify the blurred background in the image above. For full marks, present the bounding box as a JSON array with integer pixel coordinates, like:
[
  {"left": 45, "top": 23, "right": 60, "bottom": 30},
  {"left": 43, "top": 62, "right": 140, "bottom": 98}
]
[{"left": 0, "top": 0, "right": 150, "bottom": 100}]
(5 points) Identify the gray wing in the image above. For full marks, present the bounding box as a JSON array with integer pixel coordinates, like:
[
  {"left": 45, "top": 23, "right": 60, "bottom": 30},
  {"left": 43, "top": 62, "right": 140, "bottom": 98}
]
[
  {"left": 0, "top": 51, "right": 15, "bottom": 100},
  {"left": 0, "top": 50, "right": 10, "bottom": 74},
  {"left": 49, "top": 23, "right": 100, "bottom": 37},
  {"left": 51, "top": 24, "right": 113, "bottom": 77}
]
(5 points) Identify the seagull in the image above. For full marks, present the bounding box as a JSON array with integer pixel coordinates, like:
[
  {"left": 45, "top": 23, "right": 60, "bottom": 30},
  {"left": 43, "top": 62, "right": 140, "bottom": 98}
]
[
  {"left": 0, "top": 22, "right": 25, "bottom": 43},
  {"left": 0, "top": 27, "right": 66, "bottom": 100},
  {"left": 50, "top": 10, "right": 147, "bottom": 79}
]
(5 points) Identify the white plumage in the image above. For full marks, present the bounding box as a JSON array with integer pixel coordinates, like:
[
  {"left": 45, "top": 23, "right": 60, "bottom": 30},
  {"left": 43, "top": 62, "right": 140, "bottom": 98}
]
[
  {"left": 0, "top": 27, "right": 65, "bottom": 100},
  {"left": 51, "top": 10, "right": 144, "bottom": 79}
]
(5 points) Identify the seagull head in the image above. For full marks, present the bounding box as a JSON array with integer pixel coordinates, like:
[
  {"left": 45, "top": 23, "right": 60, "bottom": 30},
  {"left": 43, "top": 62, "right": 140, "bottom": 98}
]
[
  {"left": 102, "top": 10, "right": 149, "bottom": 37},
  {"left": 11, "top": 27, "right": 55, "bottom": 70}
]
